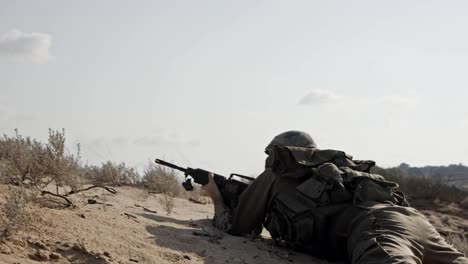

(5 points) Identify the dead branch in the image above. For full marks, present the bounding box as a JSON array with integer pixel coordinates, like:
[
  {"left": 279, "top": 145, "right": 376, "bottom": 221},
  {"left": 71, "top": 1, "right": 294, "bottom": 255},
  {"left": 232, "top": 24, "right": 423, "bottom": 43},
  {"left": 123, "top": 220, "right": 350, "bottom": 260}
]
[
  {"left": 66, "top": 185, "right": 117, "bottom": 196},
  {"left": 124, "top": 213, "right": 137, "bottom": 219},
  {"left": 86, "top": 199, "right": 113, "bottom": 206},
  {"left": 123, "top": 213, "right": 139, "bottom": 223},
  {"left": 189, "top": 198, "right": 206, "bottom": 205},
  {"left": 41, "top": 191, "right": 74, "bottom": 207},
  {"left": 134, "top": 204, "right": 157, "bottom": 214},
  {"left": 143, "top": 207, "right": 157, "bottom": 214}
]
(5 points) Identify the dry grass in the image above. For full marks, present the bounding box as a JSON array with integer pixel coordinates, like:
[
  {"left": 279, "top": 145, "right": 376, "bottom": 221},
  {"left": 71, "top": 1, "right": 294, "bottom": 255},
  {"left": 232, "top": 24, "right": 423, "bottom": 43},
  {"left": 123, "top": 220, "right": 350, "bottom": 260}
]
[
  {"left": 82, "top": 161, "right": 139, "bottom": 186},
  {"left": 0, "top": 129, "right": 81, "bottom": 192},
  {"left": 0, "top": 186, "right": 30, "bottom": 240},
  {"left": 446, "top": 233, "right": 468, "bottom": 255},
  {"left": 159, "top": 194, "right": 175, "bottom": 215},
  {"left": 0, "top": 130, "right": 205, "bottom": 210},
  {"left": 461, "top": 197, "right": 468, "bottom": 209},
  {"left": 371, "top": 166, "right": 468, "bottom": 205},
  {"left": 142, "top": 163, "right": 182, "bottom": 197}
]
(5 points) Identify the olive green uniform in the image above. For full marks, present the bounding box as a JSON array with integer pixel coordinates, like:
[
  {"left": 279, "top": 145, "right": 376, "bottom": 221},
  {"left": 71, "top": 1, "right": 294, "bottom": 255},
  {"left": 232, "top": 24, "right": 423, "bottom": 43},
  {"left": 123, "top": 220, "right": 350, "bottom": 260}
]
[
  {"left": 349, "top": 205, "right": 467, "bottom": 264},
  {"left": 227, "top": 147, "right": 467, "bottom": 263}
]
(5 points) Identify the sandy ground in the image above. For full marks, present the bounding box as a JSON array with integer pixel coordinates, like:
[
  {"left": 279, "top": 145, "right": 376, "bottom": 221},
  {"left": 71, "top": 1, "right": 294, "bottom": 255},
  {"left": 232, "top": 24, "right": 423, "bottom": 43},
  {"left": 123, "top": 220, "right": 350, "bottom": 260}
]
[
  {"left": 0, "top": 185, "right": 329, "bottom": 264},
  {"left": 0, "top": 185, "right": 466, "bottom": 264}
]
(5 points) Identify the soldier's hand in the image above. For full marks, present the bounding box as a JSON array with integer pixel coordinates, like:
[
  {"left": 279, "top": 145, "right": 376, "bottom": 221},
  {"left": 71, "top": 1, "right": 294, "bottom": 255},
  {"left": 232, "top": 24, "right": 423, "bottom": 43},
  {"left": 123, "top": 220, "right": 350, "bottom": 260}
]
[
  {"left": 202, "top": 172, "right": 230, "bottom": 228},
  {"left": 201, "top": 172, "right": 224, "bottom": 205}
]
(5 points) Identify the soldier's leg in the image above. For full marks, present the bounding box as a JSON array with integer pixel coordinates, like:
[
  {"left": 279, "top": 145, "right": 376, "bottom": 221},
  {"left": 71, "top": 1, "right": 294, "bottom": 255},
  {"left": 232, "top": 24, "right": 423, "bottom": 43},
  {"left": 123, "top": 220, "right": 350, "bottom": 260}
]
[
  {"left": 349, "top": 207, "right": 425, "bottom": 264},
  {"left": 351, "top": 206, "right": 468, "bottom": 264},
  {"left": 421, "top": 221, "right": 468, "bottom": 264},
  {"left": 352, "top": 235, "right": 422, "bottom": 264}
]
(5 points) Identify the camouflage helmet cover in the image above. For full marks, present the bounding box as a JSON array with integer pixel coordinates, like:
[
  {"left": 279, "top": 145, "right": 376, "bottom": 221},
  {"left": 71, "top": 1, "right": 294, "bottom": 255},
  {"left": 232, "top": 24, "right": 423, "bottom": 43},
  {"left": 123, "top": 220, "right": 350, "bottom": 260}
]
[{"left": 265, "top": 130, "right": 317, "bottom": 154}]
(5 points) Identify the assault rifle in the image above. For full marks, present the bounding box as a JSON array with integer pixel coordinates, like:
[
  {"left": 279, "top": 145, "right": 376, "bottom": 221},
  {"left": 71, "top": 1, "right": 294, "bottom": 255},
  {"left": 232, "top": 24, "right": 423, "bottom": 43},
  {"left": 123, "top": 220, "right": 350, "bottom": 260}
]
[{"left": 154, "top": 159, "right": 255, "bottom": 210}]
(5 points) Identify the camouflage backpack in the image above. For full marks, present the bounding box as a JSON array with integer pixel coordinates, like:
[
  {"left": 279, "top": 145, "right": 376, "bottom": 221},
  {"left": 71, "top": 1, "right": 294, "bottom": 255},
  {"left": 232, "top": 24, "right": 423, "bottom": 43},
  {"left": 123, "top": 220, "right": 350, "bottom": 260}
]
[{"left": 263, "top": 145, "right": 408, "bottom": 254}]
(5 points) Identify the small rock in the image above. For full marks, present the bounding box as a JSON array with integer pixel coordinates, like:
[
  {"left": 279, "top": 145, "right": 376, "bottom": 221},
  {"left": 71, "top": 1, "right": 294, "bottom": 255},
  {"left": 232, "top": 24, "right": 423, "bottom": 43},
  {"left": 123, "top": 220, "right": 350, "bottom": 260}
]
[
  {"left": 34, "top": 241, "right": 48, "bottom": 250},
  {"left": 79, "top": 214, "right": 86, "bottom": 219},
  {"left": 103, "top": 251, "right": 111, "bottom": 258},
  {"left": 50, "top": 252, "right": 61, "bottom": 259},
  {"left": 72, "top": 243, "right": 86, "bottom": 252},
  {"left": 129, "top": 258, "right": 139, "bottom": 262},
  {"left": 0, "top": 243, "right": 12, "bottom": 254},
  {"left": 88, "top": 199, "right": 98, "bottom": 204},
  {"left": 12, "top": 239, "right": 26, "bottom": 247},
  {"left": 31, "top": 249, "right": 50, "bottom": 261},
  {"left": 183, "top": 255, "right": 191, "bottom": 260}
]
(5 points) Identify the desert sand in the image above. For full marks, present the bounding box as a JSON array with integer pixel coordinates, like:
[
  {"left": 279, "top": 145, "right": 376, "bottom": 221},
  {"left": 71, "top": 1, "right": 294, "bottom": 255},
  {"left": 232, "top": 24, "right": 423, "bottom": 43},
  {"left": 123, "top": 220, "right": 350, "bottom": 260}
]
[{"left": 0, "top": 185, "right": 466, "bottom": 264}]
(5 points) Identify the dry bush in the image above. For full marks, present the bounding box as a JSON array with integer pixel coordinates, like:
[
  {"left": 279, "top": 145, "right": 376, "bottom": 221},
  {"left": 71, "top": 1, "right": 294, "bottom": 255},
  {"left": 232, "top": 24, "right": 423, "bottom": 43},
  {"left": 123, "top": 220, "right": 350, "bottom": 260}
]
[
  {"left": 42, "top": 129, "right": 82, "bottom": 192},
  {"left": 142, "top": 163, "right": 182, "bottom": 197},
  {"left": 83, "top": 161, "right": 139, "bottom": 186},
  {"left": 0, "top": 129, "right": 81, "bottom": 192},
  {"left": 159, "top": 194, "right": 175, "bottom": 215},
  {"left": 0, "top": 130, "right": 47, "bottom": 187},
  {"left": 0, "top": 186, "right": 29, "bottom": 240},
  {"left": 371, "top": 166, "right": 468, "bottom": 204},
  {"left": 446, "top": 233, "right": 468, "bottom": 255}
]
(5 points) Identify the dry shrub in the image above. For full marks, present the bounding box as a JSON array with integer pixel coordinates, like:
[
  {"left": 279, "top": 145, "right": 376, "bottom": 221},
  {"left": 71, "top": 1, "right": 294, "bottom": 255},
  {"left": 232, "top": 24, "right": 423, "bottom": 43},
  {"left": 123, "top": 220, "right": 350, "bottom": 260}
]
[
  {"left": 0, "top": 129, "right": 81, "bottom": 192},
  {"left": 142, "top": 163, "right": 182, "bottom": 197},
  {"left": 43, "top": 129, "right": 82, "bottom": 192},
  {"left": 0, "top": 130, "right": 48, "bottom": 186},
  {"left": 371, "top": 166, "right": 468, "bottom": 204},
  {"left": 461, "top": 197, "right": 468, "bottom": 209},
  {"left": 83, "top": 161, "right": 139, "bottom": 186},
  {"left": 446, "top": 233, "right": 468, "bottom": 255},
  {"left": 159, "top": 194, "right": 174, "bottom": 215},
  {"left": 0, "top": 186, "right": 29, "bottom": 240}
]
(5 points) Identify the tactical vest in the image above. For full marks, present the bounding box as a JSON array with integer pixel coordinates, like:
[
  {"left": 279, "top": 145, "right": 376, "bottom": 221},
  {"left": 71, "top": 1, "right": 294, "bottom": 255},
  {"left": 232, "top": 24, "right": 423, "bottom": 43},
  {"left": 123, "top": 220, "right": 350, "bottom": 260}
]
[{"left": 263, "top": 146, "right": 408, "bottom": 256}]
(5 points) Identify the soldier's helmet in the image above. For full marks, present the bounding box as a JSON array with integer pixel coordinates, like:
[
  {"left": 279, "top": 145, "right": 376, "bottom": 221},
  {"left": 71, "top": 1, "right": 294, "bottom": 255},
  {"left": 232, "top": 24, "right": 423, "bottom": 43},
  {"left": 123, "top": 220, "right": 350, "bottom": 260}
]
[{"left": 265, "top": 130, "right": 317, "bottom": 154}]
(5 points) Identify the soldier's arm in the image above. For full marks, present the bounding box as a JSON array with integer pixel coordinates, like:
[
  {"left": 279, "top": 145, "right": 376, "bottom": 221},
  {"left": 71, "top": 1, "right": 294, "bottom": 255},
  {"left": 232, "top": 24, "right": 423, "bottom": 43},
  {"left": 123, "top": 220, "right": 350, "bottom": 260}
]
[{"left": 229, "top": 169, "right": 276, "bottom": 236}]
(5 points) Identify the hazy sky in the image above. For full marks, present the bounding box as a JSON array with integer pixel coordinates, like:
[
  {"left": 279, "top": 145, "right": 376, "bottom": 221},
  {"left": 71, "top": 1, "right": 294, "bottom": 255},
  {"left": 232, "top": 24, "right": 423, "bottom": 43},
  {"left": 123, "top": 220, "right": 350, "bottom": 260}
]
[{"left": 1, "top": 0, "right": 468, "bottom": 176}]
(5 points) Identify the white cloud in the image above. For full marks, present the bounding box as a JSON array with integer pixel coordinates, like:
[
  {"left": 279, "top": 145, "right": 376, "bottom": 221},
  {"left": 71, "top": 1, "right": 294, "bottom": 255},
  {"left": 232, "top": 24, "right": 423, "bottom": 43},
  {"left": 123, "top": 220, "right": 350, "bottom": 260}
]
[
  {"left": 0, "top": 29, "right": 52, "bottom": 63},
  {"left": 298, "top": 89, "right": 417, "bottom": 106},
  {"left": 298, "top": 89, "right": 340, "bottom": 105}
]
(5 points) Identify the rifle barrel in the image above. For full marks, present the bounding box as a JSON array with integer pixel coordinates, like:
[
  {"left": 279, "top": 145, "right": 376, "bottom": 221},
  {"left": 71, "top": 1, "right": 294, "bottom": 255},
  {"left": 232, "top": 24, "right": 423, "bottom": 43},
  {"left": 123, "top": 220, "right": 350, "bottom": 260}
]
[{"left": 154, "top": 159, "right": 187, "bottom": 173}]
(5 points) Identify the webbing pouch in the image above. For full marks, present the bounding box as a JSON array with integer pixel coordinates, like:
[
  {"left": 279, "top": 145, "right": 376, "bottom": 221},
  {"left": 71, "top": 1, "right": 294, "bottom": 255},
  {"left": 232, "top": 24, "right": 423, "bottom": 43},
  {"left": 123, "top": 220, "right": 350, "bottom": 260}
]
[
  {"left": 296, "top": 177, "right": 329, "bottom": 207},
  {"left": 265, "top": 193, "right": 315, "bottom": 245}
]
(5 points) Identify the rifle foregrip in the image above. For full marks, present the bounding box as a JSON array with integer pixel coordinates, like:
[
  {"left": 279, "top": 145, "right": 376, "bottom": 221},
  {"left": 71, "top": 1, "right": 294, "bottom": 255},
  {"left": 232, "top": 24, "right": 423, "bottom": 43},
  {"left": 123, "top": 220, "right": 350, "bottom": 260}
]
[
  {"left": 188, "top": 168, "right": 225, "bottom": 186},
  {"left": 187, "top": 168, "right": 249, "bottom": 211}
]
